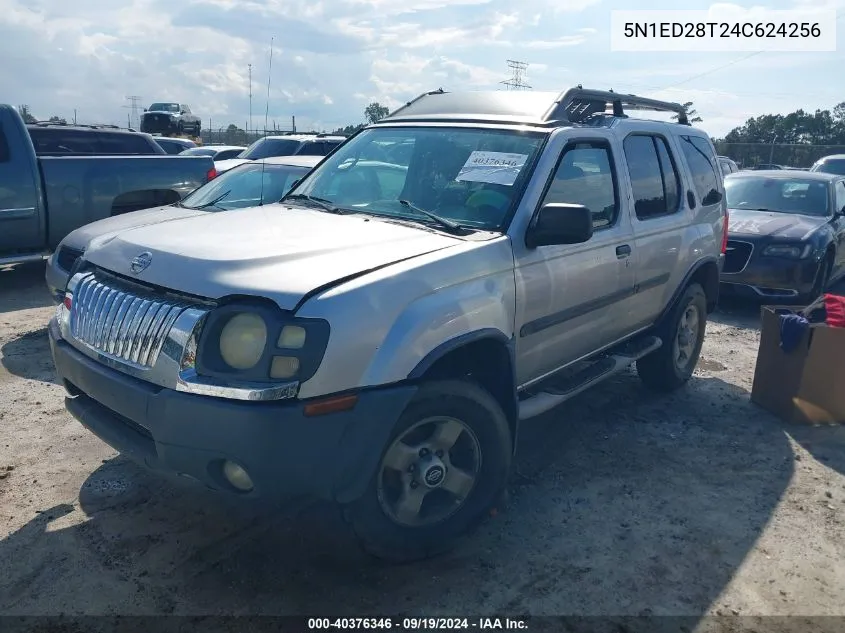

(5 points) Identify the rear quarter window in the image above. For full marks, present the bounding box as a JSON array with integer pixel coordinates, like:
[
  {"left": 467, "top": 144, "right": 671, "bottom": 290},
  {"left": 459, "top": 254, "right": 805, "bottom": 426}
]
[
  {"left": 680, "top": 135, "right": 722, "bottom": 206},
  {"left": 98, "top": 133, "right": 158, "bottom": 154}
]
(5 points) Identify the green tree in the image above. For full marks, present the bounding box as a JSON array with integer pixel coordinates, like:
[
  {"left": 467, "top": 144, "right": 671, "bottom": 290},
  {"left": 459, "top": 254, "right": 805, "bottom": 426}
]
[
  {"left": 17, "top": 105, "right": 36, "bottom": 123},
  {"left": 673, "top": 101, "right": 703, "bottom": 124},
  {"left": 364, "top": 102, "right": 390, "bottom": 125}
]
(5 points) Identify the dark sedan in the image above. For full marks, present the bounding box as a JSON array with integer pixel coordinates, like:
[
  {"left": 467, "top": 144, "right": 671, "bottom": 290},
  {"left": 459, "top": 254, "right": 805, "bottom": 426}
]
[{"left": 720, "top": 170, "right": 845, "bottom": 301}]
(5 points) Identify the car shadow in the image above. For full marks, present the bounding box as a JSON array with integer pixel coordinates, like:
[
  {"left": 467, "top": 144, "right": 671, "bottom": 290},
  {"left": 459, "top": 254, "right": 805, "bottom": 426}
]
[
  {"left": 0, "top": 371, "right": 794, "bottom": 621},
  {"left": 0, "top": 326, "right": 56, "bottom": 385},
  {"left": 0, "top": 262, "right": 52, "bottom": 314}
]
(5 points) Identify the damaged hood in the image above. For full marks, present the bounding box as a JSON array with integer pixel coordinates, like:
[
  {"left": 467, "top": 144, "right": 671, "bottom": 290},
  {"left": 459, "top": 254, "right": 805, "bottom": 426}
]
[
  {"left": 82, "top": 203, "right": 460, "bottom": 310},
  {"left": 728, "top": 208, "right": 828, "bottom": 240}
]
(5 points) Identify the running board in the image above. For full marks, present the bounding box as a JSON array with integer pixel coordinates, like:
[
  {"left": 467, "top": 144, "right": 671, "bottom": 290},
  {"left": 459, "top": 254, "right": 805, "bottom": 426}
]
[
  {"left": 518, "top": 335, "right": 662, "bottom": 421},
  {"left": 0, "top": 251, "right": 50, "bottom": 267}
]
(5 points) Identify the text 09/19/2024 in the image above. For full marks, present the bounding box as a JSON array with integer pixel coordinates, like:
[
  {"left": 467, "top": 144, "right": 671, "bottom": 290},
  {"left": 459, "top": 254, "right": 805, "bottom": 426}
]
[{"left": 610, "top": 9, "right": 837, "bottom": 52}]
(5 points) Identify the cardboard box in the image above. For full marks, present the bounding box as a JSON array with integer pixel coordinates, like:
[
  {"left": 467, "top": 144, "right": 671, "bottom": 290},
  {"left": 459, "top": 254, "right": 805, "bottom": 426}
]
[{"left": 751, "top": 305, "right": 845, "bottom": 425}]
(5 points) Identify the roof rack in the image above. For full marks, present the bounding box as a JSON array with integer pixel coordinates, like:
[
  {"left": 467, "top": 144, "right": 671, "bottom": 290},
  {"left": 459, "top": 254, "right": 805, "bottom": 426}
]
[
  {"left": 387, "top": 88, "right": 447, "bottom": 119},
  {"left": 547, "top": 86, "right": 689, "bottom": 125},
  {"left": 29, "top": 121, "right": 129, "bottom": 131}
]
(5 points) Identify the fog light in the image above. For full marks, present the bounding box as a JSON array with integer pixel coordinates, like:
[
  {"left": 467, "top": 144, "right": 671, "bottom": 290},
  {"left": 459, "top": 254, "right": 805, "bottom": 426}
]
[
  {"left": 270, "top": 356, "right": 300, "bottom": 379},
  {"left": 222, "top": 460, "right": 253, "bottom": 492}
]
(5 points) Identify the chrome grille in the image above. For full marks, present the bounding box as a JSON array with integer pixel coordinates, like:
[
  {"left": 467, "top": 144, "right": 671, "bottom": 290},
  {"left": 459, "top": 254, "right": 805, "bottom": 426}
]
[{"left": 69, "top": 272, "right": 195, "bottom": 368}]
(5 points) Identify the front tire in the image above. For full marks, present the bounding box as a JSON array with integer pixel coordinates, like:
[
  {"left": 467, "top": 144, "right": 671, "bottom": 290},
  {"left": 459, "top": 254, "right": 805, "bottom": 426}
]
[
  {"left": 637, "top": 283, "right": 707, "bottom": 392},
  {"left": 343, "top": 380, "right": 512, "bottom": 563}
]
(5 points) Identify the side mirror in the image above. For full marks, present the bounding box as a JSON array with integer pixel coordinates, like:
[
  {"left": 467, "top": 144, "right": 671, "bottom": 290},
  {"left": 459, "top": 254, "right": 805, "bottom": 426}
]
[
  {"left": 180, "top": 110, "right": 186, "bottom": 115},
  {"left": 143, "top": 108, "right": 147, "bottom": 112},
  {"left": 702, "top": 190, "right": 723, "bottom": 205},
  {"left": 525, "top": 203, "right": 593, "bottom": 249}
]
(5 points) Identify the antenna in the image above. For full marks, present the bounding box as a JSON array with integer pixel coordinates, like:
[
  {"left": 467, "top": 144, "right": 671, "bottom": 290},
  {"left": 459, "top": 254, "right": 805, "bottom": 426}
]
[
  {"left": 259, "top": 37, "right": 274, "bottom": 206},
  {"left": 500, "top": 60, "right": 531, "bottom": 90},
  {"left": 124, "top": 96, "right": 143, "bottom": 129},
  {"left": 264, "top": 37, "right": 274, "bottom": 136},
  {"left": 248, "top": 63, "right": 253, "bottom": 135}
]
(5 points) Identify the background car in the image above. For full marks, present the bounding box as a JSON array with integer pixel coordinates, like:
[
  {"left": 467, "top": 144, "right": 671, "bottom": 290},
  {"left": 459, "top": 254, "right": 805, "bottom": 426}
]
[
  {"left": 153, "top": 136, "right": 197, "bottom": 154},
  {"left": 45, "top": 155, "right": 322, "bottom": 300},
  {"left": 719, "top": 170, "right": 845, "bottom": 302},
  {"left": 180, "top": 145, "right": 246, "bottom": 161},
  {"left": 27, "top": 122, "right": 166, "bottom": 155},
  {"left": 718, "top": 156, "right": 739, "bottom": 176},
  {"left": 214, "top": 133, "right": 346, "bottom": 174},
  {"left": 141, "top": 102, "right": 201, "bottom": 136},
  {"left": 810, "top": 154, "right": 845, "bottom": 176}
]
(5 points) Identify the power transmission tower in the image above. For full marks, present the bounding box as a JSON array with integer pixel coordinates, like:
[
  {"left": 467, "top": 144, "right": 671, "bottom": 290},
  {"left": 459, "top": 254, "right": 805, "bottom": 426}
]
[
  {"left": 124, "top": 96, "right": 143, "bottom": 129},
  {"left": 500, "top": 60, "right": 531, "bottom": 90}
]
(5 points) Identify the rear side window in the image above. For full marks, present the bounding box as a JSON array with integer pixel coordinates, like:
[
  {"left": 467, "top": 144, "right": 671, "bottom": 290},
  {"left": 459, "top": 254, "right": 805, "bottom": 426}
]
[
  {"left": 680, "top": 135, "right": 722, "bottom": 206},
  {"left": 298, "top": 141, "right": 326, "bottom": 156},
  {"left": 29, "top": 128, "right": 99, "bottom": 154},
  {"left": 541, "top": 140, "right": 619, "bottom": 230},
  {"left": 98, "top": 133, "right": 157, "bottom": 154},
  {"left": 623, "top": 134, "right": 681, "bottom": 220},
  {"left": 816, "top": 159, "right": 845, "bottom": 176}
]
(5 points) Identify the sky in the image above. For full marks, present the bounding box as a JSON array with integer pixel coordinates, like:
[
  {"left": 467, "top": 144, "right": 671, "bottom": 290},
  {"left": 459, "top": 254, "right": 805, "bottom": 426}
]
[{"left": 0, "top": 0, "right": 842, "bottom": 139}]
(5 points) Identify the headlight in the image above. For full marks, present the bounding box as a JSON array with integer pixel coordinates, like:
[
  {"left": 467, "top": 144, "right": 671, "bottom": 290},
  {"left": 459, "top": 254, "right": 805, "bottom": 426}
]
[
  {"left": 219, "top": 313, "right": 267, "bottom": 369},
  {"left": 195, "top": 303, "right": 330, "bottom": 383},
  {"left": 762, "top": 244, "right": 811, "bottom": 259}
]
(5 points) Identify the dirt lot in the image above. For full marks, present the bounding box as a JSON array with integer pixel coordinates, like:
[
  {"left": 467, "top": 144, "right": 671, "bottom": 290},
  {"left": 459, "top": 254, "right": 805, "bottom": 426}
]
[{"left": 2, "top": 261, "right": 845, "bottom": 625}]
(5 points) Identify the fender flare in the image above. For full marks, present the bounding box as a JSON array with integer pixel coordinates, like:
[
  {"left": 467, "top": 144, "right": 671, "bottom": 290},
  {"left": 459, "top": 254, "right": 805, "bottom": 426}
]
[{"left": 407, "top": 328, "right": 513, "bottom": 379}]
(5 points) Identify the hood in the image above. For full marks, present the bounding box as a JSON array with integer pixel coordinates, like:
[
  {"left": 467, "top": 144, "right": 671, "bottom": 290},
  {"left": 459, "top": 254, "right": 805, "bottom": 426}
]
[
  {"left": 60, "top": 205, "right": 208, "bottom": 251},
  {"left": 214, "top": 158, "right": 250, "bottom": 173},
  {"left": 83, "top": 204, "right": 460, "bottom": 311},
  {"left": 728, "top": 208, "right": 827, "bottom": 240}
]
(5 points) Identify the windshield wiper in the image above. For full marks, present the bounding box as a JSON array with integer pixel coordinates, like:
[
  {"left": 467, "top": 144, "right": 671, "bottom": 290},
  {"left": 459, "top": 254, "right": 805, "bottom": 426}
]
[
  {"left": 284, "top": 193, "right": 343, "bottom": 214},
  {"left": 192, "top": 190, "right": 231, "bottom": 210},
  {"left": 398, "top": 200, "right": 463, "bottom": 233}
]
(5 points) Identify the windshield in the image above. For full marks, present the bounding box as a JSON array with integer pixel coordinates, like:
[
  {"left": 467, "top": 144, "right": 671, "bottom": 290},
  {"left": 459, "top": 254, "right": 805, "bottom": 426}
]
[
  {"left": 149, "top": 103, "right": 180, "bottom": 113},
  {"left": 286, "top": 126, "right": 546, "bottom": 231},
  {"left": 725, "top": 176, "right": 830, "bottom": 216},
  {"left": 814, "top": 159, "right": 845, "bottom": 176},
  {"left": 180, "top": 162, "right": 311, "bottom": 210},
  {"left": 240, "top": 138, "right": 302, "bottom": 160},
  {"left": 180, "top": 147, "right": 216, "bottom": 156}
]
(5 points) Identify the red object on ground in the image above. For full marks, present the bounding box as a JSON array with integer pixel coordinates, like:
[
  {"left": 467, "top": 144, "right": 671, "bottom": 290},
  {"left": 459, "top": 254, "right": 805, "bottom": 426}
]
[{"left": 824, "top": 293, "right": 845, "bottom": 328}]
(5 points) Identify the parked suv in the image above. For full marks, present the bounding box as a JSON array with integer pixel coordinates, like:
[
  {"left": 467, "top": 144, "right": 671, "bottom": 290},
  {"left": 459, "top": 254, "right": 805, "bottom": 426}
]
[
  {"left": 27, "top": 123, "right": 166, "bottom": 155},
  {"left": 49, "top": 87, "right": 726, "bottom": 562}
]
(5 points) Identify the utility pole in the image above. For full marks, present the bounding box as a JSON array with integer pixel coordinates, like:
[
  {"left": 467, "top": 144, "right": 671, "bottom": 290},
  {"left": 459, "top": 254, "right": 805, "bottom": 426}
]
[
  {"left": 248, "top": 63, "right": 253, "bottom": 134},
  {"left": 73, "top": 109, "right": 77, "bottom": 125},
  {"left": 500, "top": 60, "right": 531, "bottom": 90},
  {"left": 292, "top": 115, "right": 296, "bottom": 133}
]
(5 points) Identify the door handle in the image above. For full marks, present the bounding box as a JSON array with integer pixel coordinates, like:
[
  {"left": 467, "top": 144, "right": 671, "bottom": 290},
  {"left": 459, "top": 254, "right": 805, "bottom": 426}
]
[
  {"left": 687, "top": 190, "right": 697, "bottom": 209},
  {"left": 616, "top": 244, "right": 632, "bottom": 259}
]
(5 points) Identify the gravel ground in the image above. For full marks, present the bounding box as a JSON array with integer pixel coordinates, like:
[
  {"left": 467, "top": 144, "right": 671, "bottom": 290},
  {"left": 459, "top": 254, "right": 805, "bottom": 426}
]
[{"left": 1, "top": 261, "right": 845, "bottom": 628}]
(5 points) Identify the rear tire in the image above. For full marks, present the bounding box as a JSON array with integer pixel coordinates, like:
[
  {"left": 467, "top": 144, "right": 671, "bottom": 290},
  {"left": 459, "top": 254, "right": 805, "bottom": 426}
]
[
  {"left": 343, "top": 380, "right": 512, "bottom": 563},
  {"left": 637, "top": 283, "right": 707, "bottom": 392}
]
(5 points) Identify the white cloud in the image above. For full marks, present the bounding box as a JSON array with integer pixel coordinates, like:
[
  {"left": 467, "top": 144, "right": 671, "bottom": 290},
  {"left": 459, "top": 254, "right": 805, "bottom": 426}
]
[{"left": 0, "top": 0, "right": 840, "bottom": 137}]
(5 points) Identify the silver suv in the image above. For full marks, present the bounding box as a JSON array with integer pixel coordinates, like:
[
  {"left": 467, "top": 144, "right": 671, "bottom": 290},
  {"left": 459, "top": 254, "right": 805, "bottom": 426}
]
[{"left": 49, "top": 87, "right": 727, "bottom": 562}]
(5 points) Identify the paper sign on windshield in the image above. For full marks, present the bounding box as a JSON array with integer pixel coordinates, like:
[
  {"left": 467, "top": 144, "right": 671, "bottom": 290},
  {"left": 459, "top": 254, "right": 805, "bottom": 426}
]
[{"left": 455, "top": 151, "right": 529, "bottom": 186}]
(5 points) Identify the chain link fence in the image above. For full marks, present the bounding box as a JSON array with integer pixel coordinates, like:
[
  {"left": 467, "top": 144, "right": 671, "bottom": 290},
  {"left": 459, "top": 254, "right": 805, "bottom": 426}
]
[{"left": 715, "top": 142, "right": 845, "bottom": 169}]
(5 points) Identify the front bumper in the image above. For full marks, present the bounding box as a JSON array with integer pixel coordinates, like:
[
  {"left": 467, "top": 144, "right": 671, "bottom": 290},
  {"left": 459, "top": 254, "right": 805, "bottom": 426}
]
[
  {"left": 140, "top": 116, "right": 178, "bottom": 135},
  {"left": 49, "top": 317, "right": 416, "bottom": 504},
  {"left": 719, "top": 239, "right": 819, "bottom": 299}
]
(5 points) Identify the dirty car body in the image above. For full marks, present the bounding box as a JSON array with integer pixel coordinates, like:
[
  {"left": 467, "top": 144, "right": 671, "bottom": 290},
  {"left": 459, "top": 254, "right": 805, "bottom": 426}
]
[{"left": 49, "top": 87, "right": 726, "bottom": 562}]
